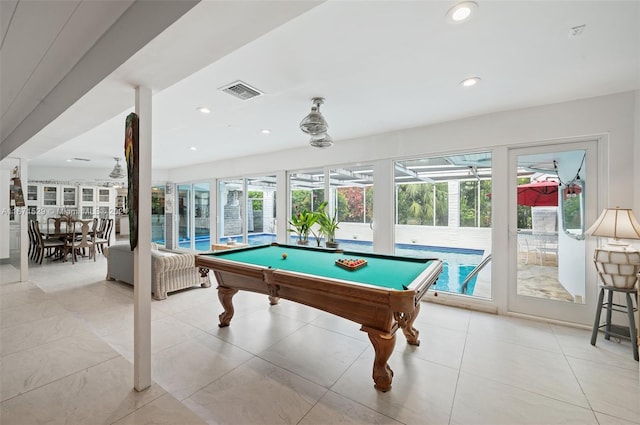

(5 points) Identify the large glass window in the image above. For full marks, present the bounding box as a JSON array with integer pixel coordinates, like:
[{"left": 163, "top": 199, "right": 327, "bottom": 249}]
[
  {"left": 247, "top": 175, "right": 277, "bottom": 245},
  {"left": 194, "top": 183, "right": 210, "bottom": 249},
  {"left": 329, "top": 165, "right": 373, "bottom": 251},
  {"left": 396, "top": 182, "right": 448, "bottom": 226},
  {"left": 151, "top": 186, "right": 165, "bottom": 244},
  {"left": 459, "top": 180, "right": 492, "bottom": 228},
  {"left": 289, "top": 169, "right": 324, "bottom": 245},
  {"left": 177, "top": 184, "right": 191, "bottom": 248},
  {"left": 394, "top": 154, "right": 492, "bottom": 299},
  {"left": 219, "top": 179, "right": 244, "bottom": 244},
  {"left": 177, "top": 182, "right": 210, "bottom": 251},
  {"left": 217, "top": 176, "right": 277, "bottom": 247}
]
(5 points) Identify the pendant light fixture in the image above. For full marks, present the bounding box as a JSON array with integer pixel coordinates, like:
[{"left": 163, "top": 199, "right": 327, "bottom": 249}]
[
  {"left": 109, "top": 157, "right": 125, "bottom": 179},
  {"left": 300, "top": 97, "right": 333, "bottom": 148}
]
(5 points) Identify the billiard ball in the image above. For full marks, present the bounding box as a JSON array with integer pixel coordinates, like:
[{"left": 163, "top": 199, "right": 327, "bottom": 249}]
[{"left": 282, "top": 252, "right": 288, "bottom": 259}]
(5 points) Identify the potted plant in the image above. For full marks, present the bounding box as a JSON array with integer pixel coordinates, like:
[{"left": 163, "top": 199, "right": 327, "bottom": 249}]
[
  {"left": 288, "top": 206, "right": 318, "bottom": 245},
  {"left": 316, "top": 203, "right": 340, "bottom": 248}
]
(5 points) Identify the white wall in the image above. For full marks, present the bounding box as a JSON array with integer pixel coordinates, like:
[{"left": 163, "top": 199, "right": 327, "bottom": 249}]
[
  {"left": 27, "top": 166, "right": 169, "bottom": 186},
  {"left": 0, "top": 169, "right": 10, "bottom": 259},
  {"left": 168, "top": 92, "right": 637, "bottom": 214}
]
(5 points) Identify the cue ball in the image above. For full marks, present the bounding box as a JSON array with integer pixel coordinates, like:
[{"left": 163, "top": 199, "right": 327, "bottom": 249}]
[{"left": 282, "top": 253, "right": 288, "bottom": 259}]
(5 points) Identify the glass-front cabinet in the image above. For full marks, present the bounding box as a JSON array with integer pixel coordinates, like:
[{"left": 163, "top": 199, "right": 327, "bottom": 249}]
[
  {"left": 81, "top": 187, "right": 95, "bottom": 203},
  {"left": 62, "top": 186, "right": 76, "bottom": 207},
  {"left": 27, "top": 185, "right": 39, "bottom": 202},
  {"left": 98, "top": 188, "right": 111, "bottom": 204},
  {"left": 42, "top": 185, "right": 58, "bottom": 206},
  {"left": 27, "top": 183, "right": 117, "bottom": 222},
  {"left": 79, "top": 186, "right": 96, "bottom": 219}
]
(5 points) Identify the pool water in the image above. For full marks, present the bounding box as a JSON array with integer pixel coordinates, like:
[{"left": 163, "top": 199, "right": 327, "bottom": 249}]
[{"left": 169, "top": 234, "right": 484, "bottom": 295}]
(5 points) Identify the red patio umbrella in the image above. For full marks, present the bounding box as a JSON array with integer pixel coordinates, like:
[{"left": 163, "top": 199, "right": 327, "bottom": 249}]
[{"left": 517, "top": 181, "right": 559, "bottom": 207}]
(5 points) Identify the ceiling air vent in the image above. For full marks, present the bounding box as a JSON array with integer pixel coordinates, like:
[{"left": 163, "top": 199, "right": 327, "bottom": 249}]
[
  {"left": 72, "top": 157, "right": 91, "bottom": 162},
  {"left": 220, "top": 81, "right": 263, "bottom": 100}
]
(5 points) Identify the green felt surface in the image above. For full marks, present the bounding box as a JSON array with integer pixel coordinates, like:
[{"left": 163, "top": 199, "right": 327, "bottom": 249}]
[{"left": 206, "top": 245, "right": 433, "bottom": 290}]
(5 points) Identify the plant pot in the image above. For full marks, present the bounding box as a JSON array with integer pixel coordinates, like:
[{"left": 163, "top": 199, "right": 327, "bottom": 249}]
[
  {"left": 325, "top": 241, "right": 339, "bottom": 249},
  {"left": 297, "top": 239, "right": 309, "bottom": 246}
]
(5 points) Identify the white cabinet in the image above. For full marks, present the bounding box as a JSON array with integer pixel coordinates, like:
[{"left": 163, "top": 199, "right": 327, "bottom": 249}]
[
  {"left": 42, "top": 185, "right": 58, "bottom": 206},
  {"left": 37, "top": 185, "right": 77, "bottom": 207},
  {"left": 79, "top": 187, "right": 96, "bottom": 219},
  {"left": 62, "top": 186, "right": 77, "bottom": 207},
  {"left": 98, "top": 188, "right": 112, "bottom": 204},
  {"left": 97, "top": 188, "right": 114, "bottom": 219},
  {"left": 27, "top": 185, "right": 39, "bottom": 203},
  {"left": 27, "top": 183, "right": 116, "bottom": 221},
  {"left": 81, "top": 187, "right": 95, "bottom": 203}
]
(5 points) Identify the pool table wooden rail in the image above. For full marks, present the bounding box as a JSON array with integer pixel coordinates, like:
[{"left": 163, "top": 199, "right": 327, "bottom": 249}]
[{"left": 195, "top": 251, "right": 443, "bottom": 391}]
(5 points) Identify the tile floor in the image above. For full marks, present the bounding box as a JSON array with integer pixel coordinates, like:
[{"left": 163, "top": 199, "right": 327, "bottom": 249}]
[{"left": 1, "top": 248, "right": 638, "bottom": 425}]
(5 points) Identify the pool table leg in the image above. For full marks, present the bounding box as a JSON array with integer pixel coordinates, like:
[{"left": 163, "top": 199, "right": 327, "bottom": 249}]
[
  {"left": 396, "top": 302, "right": 421, "bottom": 346},
  {"left": 217, "top": 286, "right": 238, "bottom": 327},
  {"left": 365, "top": 329, "right": 396, "bottom": 392}
]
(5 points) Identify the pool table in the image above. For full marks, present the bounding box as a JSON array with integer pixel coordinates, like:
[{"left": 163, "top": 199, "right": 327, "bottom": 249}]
[{"left": 195, "top": 243, "right": 443, "bottom": 391}]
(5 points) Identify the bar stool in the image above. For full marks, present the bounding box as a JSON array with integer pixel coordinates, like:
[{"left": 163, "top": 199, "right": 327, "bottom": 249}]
[{"left": 590, "top": 248, "right": 639, "bottom": 361}]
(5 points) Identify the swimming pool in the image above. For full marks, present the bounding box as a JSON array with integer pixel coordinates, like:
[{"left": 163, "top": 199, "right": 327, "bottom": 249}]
[{"left": 169, "top": 234, "right": 484, "bottom": 295}]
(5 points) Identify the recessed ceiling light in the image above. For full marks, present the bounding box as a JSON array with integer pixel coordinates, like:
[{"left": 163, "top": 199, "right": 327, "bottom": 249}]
[
  {"left": 261, "top": 129, "right": 271, "bottom": 134},
  {"left": 66, "top": 159, "right": 73, "bottom": 162},
  {"left": 190, "top": 146, "right": 197, "bottom": 151},
  {"left": 447, "top": 1, "right": 477, "bottom": 23},
  {"left": 197, "top": 107, "right": 211, "bottom": 114},
  {"left": 460, "top": 76, "right": 481, "bottom": 87}
]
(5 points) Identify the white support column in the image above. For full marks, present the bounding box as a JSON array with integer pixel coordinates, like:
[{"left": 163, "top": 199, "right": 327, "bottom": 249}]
[
  {"left": 207, "top": 179, "right": 216, "bottom": 249},
  {"left": 492, "top": 146, "right": 509, "bottom": 314},
  {"left": 373, "top": 159, "right": 394, "bottom": 254},
  {"left": 134, "top": 85, "right": 152, "bottom": 391},
  {"left": 19, "top": 158, "right": 29, "bottom": 282},
  {"left": 276, "top": 170, "right": 287, "bottom": 244}
]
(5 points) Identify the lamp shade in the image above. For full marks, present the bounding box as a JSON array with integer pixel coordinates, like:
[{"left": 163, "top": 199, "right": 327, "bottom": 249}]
[{"left": 586, "top": 207, "right": 640, "bottom": 240}]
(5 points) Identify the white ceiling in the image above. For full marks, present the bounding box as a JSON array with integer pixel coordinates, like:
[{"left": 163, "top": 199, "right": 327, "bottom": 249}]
[{"left": 2, "top": 0, "right": 639, "bottom": 172}]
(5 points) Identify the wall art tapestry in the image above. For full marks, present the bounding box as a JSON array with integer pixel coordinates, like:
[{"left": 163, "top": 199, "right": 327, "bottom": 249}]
[{"left": 125, "top": 112, "right": 139, "bottom": 250}]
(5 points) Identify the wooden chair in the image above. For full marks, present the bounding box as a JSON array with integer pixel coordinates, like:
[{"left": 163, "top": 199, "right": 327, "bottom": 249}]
[
  {"left": 96, "top": 217, "right": 107, "bottom": 237},
  {"left": 64, "top": 218, "right": 97, "bottom": 264},
  {"left": 32, "top": 220, "right": 65, "bottom": 264},
  {"left": 28, "top": 219, "right": 36, "bottom": 260},
  {"left": 46, "top": 216, "right": 70, "bottom": 239},
  {"left": 95, "top": 218, "right": 114, "bottom": 254}
]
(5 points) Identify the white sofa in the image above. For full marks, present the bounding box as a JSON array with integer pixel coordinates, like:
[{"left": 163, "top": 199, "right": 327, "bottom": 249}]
[{"left": 105, "top": 243, "right": 211, "bottom": 300}]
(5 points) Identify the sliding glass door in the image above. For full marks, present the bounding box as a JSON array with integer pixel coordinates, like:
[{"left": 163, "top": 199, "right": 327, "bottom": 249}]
[
  {"left": 177, "top": 184, "right": 191, "bottom": 248},
  {"left": 177, "top": 182, "right": 210, "bottom": 251},
  {"left": 509, "top": 141, "right": 598, "bottom": 324}
]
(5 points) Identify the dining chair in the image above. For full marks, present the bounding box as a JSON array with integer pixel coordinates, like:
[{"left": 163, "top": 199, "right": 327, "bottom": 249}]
[
  {"left": 28, "top": 219, "right": 38, "bottom": 261},
  {"left": 32, "top": 220, "right": 65, "bottom": 264},
  {"left": 95, "top": 218, "right": 114, "bottom": 254},
  {"left": 97, "top": 217, "right": 107, "bottom": 237},
  {"left": 64, "top": 218, "right": 97, "bottom": 264},
  {"left": 46, "top": 216, "right": 70, "bottom": 239}
]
